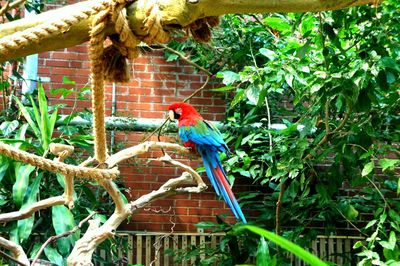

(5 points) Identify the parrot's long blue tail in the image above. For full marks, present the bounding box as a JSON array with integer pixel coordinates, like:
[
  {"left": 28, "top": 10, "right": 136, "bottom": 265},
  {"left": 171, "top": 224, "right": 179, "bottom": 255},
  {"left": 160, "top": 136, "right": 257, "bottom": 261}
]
[{"left": 198, "top": 146, "right": 247, "bottom": 223}]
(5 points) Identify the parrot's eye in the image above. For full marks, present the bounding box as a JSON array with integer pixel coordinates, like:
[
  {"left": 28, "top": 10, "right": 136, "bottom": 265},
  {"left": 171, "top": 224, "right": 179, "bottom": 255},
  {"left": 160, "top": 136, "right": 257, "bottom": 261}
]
[{"left": 175, "top": 108, "right": 182, "bottom": 115}]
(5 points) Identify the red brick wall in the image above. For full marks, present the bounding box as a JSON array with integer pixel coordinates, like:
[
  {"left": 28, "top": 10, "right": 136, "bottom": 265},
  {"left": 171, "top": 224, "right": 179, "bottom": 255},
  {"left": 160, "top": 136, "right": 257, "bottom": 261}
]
[{"left": 38, "top": 44, "right": 253, "bottom": 232}]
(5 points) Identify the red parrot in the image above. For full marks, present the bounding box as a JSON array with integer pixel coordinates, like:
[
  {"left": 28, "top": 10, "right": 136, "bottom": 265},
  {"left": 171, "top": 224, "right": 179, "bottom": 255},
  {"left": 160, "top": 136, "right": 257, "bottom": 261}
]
[{"left": 168, "top": 102, "right": 247, "bottom": 223}]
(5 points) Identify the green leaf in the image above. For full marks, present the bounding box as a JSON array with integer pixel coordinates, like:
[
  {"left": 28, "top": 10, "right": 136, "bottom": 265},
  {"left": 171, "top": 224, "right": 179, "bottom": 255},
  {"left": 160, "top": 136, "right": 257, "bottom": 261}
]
[
  {"left": 365, "top": 220, "right": 377, "bottom": 229},
  {"left": 379, "top": 159, "right": 400, "bottom": 172},
  {"left": 264, "top": 17, "right": 291, "bottom": 32},
  {"left": 0, "top": 120, "right": 19, "bottom": 137},
  {"left": 44, "top": 245, "right": 64, "bottom": 266},
  {"left": 256, "top": 237, "right": 273, "bottom": 266},
  {"left": 48, "top": 108, "right": 59, "bottom": 141},
  {"left": 38, "top": 84, "right": 51, "bottom": 150},
  {"left": 18, "top": 172, "right": 43, "bottom": 241},
  {"left": 12, "top": 163, "right": 35, "bottom": 206},
  {"left": 0, "top": 161, "right": 9, "bottom": 183},
  {"left": 379, "top": 231, "right": 396, "bottom": 250},
  {"left": 259, "top": 48, "right": 276, "bottom": 61},
  {"left": 361, "top": 161, "right": 374, "bottom": 176},
  {"left": 52, "top": 205, "right": 76, "bottom": 255},
  {"left": 246, "top": 85, "right": 261, "bottom": 105},
  {"left": 230, "top": 89, "right": 246, "bottom": 107},
  {"left": 216, "top": 71, "right": 240, "bottom": 85},
  {"left": 379, "top": 57, "right": 400, "bottom": 72},
  {"left": 62, "top": 76, "right": 76, "bottom": 85},
  {"left": 14, "top": 96, "right": 41, "bottom": 139},
  {"left": 353, "top": 241, "right": 364, "bottom": 249},
  {"left": 195, "top": 221, "right": 218, "bottom": 229},
  {"left": 211, "top": 86, "right": 234, "bottom": 92},
  {"left": 241, "top": 225, "right": 328, "bottom": 266}
]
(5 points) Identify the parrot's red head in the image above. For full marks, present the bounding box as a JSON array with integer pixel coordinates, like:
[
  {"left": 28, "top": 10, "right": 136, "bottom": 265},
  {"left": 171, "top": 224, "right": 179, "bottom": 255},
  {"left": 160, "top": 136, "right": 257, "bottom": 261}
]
[{"left": 168, "top": 102, "right": 202, "bottom": 122}]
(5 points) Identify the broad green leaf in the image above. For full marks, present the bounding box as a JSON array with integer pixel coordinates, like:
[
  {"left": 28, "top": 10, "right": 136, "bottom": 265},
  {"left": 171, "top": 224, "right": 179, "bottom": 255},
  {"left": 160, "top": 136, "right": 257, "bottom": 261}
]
[
  {"left": 49, "top": 87, "right": 74, "bottom": 99},
  {"left": 379, "top": 231, "right": 396, "bottom": 250},
  {"left": 365, "top": 220, "right": 377, "bottom": 229},
  {"left": 0, "top": 120, "right": 19, "bottom": 137},
  {"left": 264, "top": 17, "right": 291, "bottom": 32},
  {"left": 48, "top": 108, "right": 59, "bottom": 140},
  {"left": 63, "top": 76, "right": 76, "bottom": 85},
  {"left": 398, "top": 178, "right": 400, "bottom": 195},
  {"left": 56, "top": 173, "right": 66, "bottom": 188},
  {"left": 14, "top": 96, "right": 41, "bottom": 139},
  {"left": 230, "top": 89, "right": 246, "bottom": 107},
  {"left": 259, "top": 48, "right": 276, "bottom": 61},
  {"left": 12, "top": 163, "right": 35, "bottom": 206},
  {"left": 256, "top": 237, "right": 272, "bottom": 266},
  {"left": 242, "top": 225, "right": 328, "bottom": 266},
  {"left": 52, "top": 205, "right": 76, "bottom": 255},
  {"left": 211, "top": 86, "right": 234, "bottom": 92},
  {"left": 195, "top": 221, "right": 218, "bottom": 229},
  {"left": 38, "top": 85, "right": 51, "bottom": 150},
  {"left": 216, "top": 71, "right": 240, "bottom": 85},
  {"left": 380, "top": 57, "right": 400, "bottom": 72},
  {"left": 246, "top": 85, "right": 261, "bottom": 105},
  {"left": 353, "top": 241, "right": 364, "bottom": 249},
  {"left": 44, "top": 245, "right": 64, "bottom": 266},
  {"left": 18, "top": 173, "right": 43, "bottom": 241},
  {"left": 10, "top": 223, "right": 19, "bottom": 244},
  {"left": 361, "top": 161, "right": 374, "bottom": 177},
  {"left": 379, "top": 159, "right": 400, "bottom": 172},
  {"left": 0, "top": 161, "right": 9, "bottom": 182}
]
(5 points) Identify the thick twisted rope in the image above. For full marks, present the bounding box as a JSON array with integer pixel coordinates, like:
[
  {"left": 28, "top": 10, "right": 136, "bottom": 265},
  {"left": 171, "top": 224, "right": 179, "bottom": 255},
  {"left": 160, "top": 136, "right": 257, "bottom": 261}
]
[
  {"left": 0, "top": 142, "right": 119, "bottom": 180},
  {"left": 89, "top": 2, "right": 110, "bottom": 164},
  {"left": 0, "top": 2, "right": 108, "bottom": 59}
]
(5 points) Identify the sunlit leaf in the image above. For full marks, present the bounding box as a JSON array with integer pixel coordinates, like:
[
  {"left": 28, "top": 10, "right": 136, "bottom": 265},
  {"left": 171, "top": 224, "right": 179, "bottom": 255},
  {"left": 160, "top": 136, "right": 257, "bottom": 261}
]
[
  {"left": 241, "top": 225, "right": 328, "bottom": 266},
  {"left": 361, "top": 161, "right": 374, "bottom": 177},
  {"left": 379, "top": 159, "right": 400, "bottom": 172}
]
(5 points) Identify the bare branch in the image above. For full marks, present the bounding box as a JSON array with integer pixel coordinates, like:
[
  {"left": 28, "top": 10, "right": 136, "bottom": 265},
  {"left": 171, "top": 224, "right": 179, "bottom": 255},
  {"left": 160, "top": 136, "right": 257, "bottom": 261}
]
[
  {"left": 106, "top": 141, "right": 191, "bottom": 168},
  {"left": 99, "top": 179, "right": 126, "bottom": 213},
  {"left": 68, "top": 170, "right": 206, "bottom": 265},
  {"left": 130, "top": 171, "right": 203, "bottom": 211},
  {"left": 156, "top": 153, "right": 207, "bottom": 189},
  {"left": 0, "top": 237, "right": 29, "bottom": 266},
  {"left": 0, "top": 0, "right": 26, "bottom": 17},
  {"left": 0, "top": 196, "right": 65, "bottom": 223}
]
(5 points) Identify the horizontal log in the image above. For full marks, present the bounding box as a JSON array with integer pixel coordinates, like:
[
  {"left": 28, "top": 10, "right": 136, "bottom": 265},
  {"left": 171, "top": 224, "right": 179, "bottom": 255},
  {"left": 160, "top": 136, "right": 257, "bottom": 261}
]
[{"left": 0, "top": 0, "right": 378, "bottom": 62}]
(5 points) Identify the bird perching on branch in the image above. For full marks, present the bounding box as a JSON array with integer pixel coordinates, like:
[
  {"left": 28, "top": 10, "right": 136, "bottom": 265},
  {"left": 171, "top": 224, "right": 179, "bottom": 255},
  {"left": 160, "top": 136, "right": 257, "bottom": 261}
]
[{"left": 168, "top": 102, "right": 247, "bottom": 223}]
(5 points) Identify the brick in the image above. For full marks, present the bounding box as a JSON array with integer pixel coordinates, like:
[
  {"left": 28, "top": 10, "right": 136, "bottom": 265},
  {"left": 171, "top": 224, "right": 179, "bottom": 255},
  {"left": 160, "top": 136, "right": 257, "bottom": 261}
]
[
  {"left": 140, "top": 80, "right": 164, "bottom": 88},
  {"left": 52, "top": 51, "right": 79, "bottom": 60},
  {"left": 45, "top": 60, "right": 70, "bottom": 67},
  {"left": 140, "top": 95, "right": 163, "bottom": 103},
  {"left": 52, "top": 68, "right": 77, "bottom": 75},
  {"left": 140, "top": 111, "right": 164, "bottom": 119}
]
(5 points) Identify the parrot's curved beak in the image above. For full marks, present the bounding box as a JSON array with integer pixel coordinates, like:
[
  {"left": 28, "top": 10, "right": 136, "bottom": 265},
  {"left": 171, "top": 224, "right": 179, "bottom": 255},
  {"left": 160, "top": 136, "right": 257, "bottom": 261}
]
[{"left": 168, "top": 110, "right": 175, "bottom": 121}]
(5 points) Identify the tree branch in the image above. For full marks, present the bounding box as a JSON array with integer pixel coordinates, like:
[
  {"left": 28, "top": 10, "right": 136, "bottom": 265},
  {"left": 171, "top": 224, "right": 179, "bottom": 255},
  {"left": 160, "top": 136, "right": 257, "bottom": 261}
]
[
  {"left": 0, "top": 196, "right": 65, "bottom": 223},
  {"left": 0, "top": 237, "right": 29, "bottom": 266},
  {"left": 106, "top": 141, "right": 191, "bottom": 168},
  {"left": 0, "top": 0, "right": 26, "bottom": 17},
  {"left": 67, "top": 170, "right": 206, "bottom": 265}
]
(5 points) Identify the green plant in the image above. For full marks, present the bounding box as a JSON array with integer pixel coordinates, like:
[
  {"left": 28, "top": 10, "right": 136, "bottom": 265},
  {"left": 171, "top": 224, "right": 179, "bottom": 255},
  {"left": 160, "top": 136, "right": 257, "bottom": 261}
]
[
  {"left": 166, "top": 0, "right": 400, "bottom": 264},
  {"left": 0, "top": 79, "right": 128, "bottom": 265}
]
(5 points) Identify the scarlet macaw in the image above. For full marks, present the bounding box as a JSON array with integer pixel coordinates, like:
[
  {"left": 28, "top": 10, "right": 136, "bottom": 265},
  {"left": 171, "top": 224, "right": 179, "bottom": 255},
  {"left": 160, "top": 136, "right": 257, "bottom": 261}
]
[{"left": 168, "top": 102, "right": 247, "bottom": 223}]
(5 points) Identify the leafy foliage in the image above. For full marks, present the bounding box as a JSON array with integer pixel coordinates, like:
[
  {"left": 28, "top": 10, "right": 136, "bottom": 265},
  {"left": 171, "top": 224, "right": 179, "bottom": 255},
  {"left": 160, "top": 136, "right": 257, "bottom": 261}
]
[
  {"left": 167, "top": 0, "right": 400, "bottom": 265},
  {"left": 0, "top": 79, "right": 127, "bottom": 264}
]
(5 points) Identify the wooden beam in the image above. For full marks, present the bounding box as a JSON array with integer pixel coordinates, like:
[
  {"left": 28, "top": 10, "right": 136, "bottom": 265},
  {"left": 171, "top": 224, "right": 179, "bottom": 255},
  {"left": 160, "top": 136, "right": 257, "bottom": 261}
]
[{"left": 0, "top": 0, "right": 379, "bottom": 62}]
